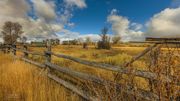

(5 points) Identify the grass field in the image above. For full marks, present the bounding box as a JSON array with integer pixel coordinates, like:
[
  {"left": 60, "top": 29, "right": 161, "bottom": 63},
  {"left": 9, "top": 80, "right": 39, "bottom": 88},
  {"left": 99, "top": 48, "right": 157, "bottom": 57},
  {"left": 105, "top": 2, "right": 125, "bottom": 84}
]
[
  {"left": 0, "top": 53, "right": 80, "bottom": 101},
  {"left": 0, "top": 44, "right": 180, "bottom": 101}
]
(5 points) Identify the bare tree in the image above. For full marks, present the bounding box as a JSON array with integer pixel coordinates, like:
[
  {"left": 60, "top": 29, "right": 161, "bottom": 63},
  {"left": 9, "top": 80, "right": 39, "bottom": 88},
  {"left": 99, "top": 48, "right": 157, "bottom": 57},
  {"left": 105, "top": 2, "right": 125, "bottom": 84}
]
[
  {"left": 85, "top": 37, "right": 92, "bottom": 44},
  {"left": 112, "top": 36, "right": 121, "bottom": 44},
  {"left": 77, "top": 38, "right": 83, "bottom": 45},
  {"left": 83, "top": 37, "right": 92, "bottom": 49},
  {"left": 21, "top": 36, "right": 27, "bottom": 44},
  {"left": 2, "top": 21, "right": 23, "bottom": 44},
  {"left": 97, "top": 27, "right": 111, "bottom": 49},
  {"left": 71, "top": 39, "right": 78, "bottom": 45}
]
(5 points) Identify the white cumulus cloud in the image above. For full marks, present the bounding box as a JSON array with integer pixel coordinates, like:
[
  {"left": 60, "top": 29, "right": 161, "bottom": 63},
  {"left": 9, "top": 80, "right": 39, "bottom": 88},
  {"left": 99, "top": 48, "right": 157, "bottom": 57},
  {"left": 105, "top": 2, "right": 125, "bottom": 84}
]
[
  {"left": 147, "top": 7, "right": 180, "bottom": 38},
  {"left": 79, "top": 34, "right": 100, "bottom": 42},
  {"left": 107, "top": 9, "right": 144, "bottom": 41},
  {"left": 0, "top": 0, "right": 88, "bottom": 42},
  {"left": 0, "top": 0, "right": 61, "bottom": 40},
  {"left": 32, "top": 0, "right": 56, "bottom": 21},
  {"left": 64, "top": 0, "right": 87, "bottom": 8}
]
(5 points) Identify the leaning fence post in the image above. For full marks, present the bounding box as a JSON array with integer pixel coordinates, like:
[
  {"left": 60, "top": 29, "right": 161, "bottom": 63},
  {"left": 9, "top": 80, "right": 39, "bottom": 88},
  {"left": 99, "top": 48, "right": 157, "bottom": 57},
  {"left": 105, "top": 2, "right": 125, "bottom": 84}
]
[
  {"left": 7, "top": 44, "right": 11, "bottom": 53},
  {"left": 2, "top": 44, "right": 6, "bottom": 53},
  {"left": 24, "top": 44, "right": 28, "bottom": 58},
  {"left": 12, "top": 44, "right": 16, "bottom": 55},
  {"left": 44, "top": 39, "right": 52, "bottom": 72},
  {"left": 45, "top": 39, "right": 52, "bottom": 63}
]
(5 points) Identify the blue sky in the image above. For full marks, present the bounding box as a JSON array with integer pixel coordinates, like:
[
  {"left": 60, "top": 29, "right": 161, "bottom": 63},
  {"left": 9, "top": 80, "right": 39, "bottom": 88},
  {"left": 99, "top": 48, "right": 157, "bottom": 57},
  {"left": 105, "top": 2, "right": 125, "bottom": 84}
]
[
  {"left": 65, "top": 0, "right": 172, "bottom": 34},
  {"left": 0, "top": 0, "right": 180, "bottom": 42}
]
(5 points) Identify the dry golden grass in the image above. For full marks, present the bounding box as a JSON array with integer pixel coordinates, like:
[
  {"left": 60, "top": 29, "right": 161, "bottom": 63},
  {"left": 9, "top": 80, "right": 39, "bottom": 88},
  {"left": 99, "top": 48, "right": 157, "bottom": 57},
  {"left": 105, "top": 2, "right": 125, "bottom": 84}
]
[
  {"left": 0, "top": 53, "right": 80, "bottom": 101},
  {"left": 50, "top": 45, "right": 179, "bottom": 100},
  {"left": 1, "top": 44, "right": 179, "bottom": 100},
  {"left": 27, "top": 45, "right": 151, "bottom": 88}
]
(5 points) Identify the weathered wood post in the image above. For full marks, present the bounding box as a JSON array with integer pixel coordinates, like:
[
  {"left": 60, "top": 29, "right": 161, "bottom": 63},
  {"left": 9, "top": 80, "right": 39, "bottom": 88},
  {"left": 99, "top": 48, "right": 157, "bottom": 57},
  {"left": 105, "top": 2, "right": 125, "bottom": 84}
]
[
  {"left": 45, "top": 39, "right": 52, "bottom": 63},
  {"left": 23, "top": 44, "right": 28, "bottom": 58},
  {"left": 2, "top": 44, "right": 6, "bottom": 53},
  {"left": 7, "top": 44, "right": 11, "bottom": 53},
  {"left": 83, "top": 43, "right": 88, "bottom": 49},
  {"left": 0, "top": 45, "right": 1, "bottom": 52},
  {"left": 44, "top": 39, "right": 52, "bottom": 72},
  {"left": 12, "top": 44, "right": 16, "bottom": 55}
]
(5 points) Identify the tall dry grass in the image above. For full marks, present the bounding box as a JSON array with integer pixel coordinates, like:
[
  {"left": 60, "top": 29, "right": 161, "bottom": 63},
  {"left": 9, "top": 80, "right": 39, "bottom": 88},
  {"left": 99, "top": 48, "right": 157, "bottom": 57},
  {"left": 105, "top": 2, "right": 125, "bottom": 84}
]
[
  {"left": 2, "top": 44, "right": 179, "bottom": 101},
  {"left": 50, "top": 45, "right": 180, "bottom": 100},
  {"left": 0, "top": 53, "right": 80, "bottom": 101}
]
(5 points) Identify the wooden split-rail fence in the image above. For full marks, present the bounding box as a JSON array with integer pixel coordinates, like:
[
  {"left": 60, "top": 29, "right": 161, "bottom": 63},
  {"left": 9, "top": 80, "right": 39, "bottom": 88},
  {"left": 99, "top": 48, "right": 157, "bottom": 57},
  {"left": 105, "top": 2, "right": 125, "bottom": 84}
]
[{"left": 0, "top": 43, "right": 179, "bottom": 101}]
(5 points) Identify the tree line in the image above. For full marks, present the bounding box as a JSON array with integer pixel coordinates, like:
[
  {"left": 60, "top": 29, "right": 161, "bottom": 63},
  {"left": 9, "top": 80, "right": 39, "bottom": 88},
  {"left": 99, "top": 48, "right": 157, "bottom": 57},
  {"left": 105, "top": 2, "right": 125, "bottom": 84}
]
[{"left": 1, "top": 21, "right": 121, "bottom": 49}]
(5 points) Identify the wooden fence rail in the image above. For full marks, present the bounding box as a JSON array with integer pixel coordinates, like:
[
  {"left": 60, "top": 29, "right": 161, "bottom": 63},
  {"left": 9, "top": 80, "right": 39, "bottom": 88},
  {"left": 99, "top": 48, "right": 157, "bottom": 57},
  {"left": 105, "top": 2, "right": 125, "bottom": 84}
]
[
  {"left": 0, "top": 44, "right": 179, "bottom": 101},
  {"left": 21, "top": 53, "right": 160, "bottom": 100},
  {"left": 47, "top": 51, "right": 180, "bottom": 86},
  {"left": 45, "top": 62, "right": 160, "bottom": 100},
  {"left": 48, "top": 73, "right": 99, "bottom": 101}
]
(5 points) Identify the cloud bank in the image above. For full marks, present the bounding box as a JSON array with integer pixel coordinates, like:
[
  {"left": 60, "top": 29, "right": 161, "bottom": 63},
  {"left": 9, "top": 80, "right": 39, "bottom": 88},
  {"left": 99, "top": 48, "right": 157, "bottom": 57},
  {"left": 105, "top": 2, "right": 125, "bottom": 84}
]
[
  {"left": 146, "top": 7, "right": 180, "bottom": 38},
  {"left": 0, "top": 0, "right": 180, "bottom": 43},
  {"left": 107, "top": 9, "right": 144, "bottom": 41},
  {"left": 64, "top": 0, "right": 87, "bottom": 8},
  {"left": 32, "top": 0, "right": 56, "bottom": 21},
  {"left": 0, "top": 0, "right": 87, "bottom": 42},
  {"left": 108, "top": 7, "right": 180, "bottom": 41}
]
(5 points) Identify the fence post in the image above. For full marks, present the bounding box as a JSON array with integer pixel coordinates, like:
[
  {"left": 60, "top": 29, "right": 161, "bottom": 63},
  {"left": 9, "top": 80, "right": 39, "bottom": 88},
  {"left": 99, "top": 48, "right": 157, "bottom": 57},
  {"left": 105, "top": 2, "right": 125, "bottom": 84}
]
[
  {"left": 24, "top": 44, "right": 28, "bottom": 58},
  {"left": 45, "top": 39, "right": 52, "bottom": 63},
  {"left": 44, "top": 39, "right": 52, "bottom": 73},
  {"left": 2, "top": 44, "right": 5, "bottom": 53},
  {"left": 0, "top": 45, "right": 1, "bottom": 51},
  {"left": 7, "top": 44, "right": 11, "bottom": 53},
  {"left": 12, "top": 44, "right": 16, "bottom": 55}
]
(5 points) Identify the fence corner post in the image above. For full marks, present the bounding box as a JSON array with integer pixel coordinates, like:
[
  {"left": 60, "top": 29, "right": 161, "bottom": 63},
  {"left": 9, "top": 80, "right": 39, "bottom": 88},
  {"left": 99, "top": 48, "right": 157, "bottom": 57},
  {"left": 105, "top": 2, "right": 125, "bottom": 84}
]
[
  {"left": 45, "top": 39, "right": 52, "bottom": 63},
  {"left": 7, "top": 44, "right": 11, "bottom": 53},
  {"left": 24, "top": 44, "right": 28, "bottom": 58},
  {"left": 12, "top": 44, "right": 16, "bottom": 55},
  {"left": 2, "top": 44, "right": 6, "bottom": 53},
  {"left": 44, "top": 39, "right": 52, "bottom": 73}
]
